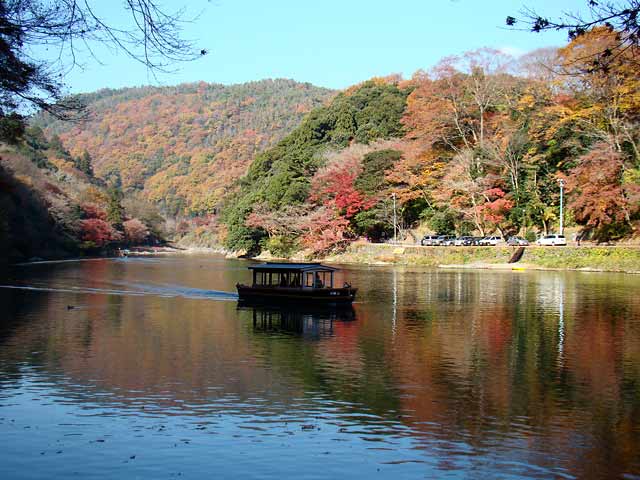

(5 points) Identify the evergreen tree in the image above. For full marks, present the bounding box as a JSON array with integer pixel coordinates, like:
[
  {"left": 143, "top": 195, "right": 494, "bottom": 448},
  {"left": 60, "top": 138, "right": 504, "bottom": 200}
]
[
  {"left": 106, "top": 187, "right": 125, "bottom": 229},
  {"left": 76, "top": 150, "right": 94, "bottom": 177}
]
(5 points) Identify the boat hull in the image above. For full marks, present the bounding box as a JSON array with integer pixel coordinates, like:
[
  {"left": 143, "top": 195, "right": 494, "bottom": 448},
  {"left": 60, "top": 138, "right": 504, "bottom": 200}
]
[{"left": 236, "top": 284, "right": 357, "bottom": 306}]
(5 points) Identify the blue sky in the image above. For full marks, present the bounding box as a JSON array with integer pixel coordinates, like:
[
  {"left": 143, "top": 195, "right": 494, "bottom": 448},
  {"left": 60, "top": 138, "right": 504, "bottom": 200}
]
[{"left": 59, "top": 0, "right": 589, "bottom": 93}]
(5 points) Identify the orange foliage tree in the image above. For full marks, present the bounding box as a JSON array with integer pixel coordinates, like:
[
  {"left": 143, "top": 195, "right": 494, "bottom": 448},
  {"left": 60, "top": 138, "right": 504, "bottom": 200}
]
[{"left": 566, "top": 143, "right": 640, "bottom": 239}]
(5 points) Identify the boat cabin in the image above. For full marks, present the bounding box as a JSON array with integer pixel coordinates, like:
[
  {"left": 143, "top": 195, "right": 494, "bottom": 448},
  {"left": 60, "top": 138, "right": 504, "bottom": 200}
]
[
  {"left": 248, "top": 262, "right": 338, "bottom": 289},
  {"left": 237, "top": 262, "right": 356, "bottom": 305}
]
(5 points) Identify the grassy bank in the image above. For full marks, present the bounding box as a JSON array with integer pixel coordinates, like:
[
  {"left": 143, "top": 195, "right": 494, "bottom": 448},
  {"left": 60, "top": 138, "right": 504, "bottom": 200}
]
[{"left": 326, "top": 243, "right": 640, "bottom": 273}]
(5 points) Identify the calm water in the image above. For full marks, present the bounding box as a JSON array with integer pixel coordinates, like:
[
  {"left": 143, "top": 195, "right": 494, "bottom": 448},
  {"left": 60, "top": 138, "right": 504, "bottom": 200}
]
[{"left": 0, "top": 256, "right": 639, "bottom": 479}]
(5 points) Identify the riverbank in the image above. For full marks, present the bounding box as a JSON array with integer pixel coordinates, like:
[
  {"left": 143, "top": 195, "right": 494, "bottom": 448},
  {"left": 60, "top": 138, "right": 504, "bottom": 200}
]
[
  {"left": 12, "top": 242, "right": 640, "bottom": 275},
  {"left": 324, "top": 243, "right": 640, "bottom": 274}
]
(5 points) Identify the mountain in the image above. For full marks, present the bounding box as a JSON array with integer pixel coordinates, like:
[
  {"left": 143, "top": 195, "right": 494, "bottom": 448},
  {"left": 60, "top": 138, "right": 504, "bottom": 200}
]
[
  {"left": 222, "top": 78, "right": 411, "bottom": 253},
  {"left": 34, "top": 79, "right": 335, "bottom": 216}
]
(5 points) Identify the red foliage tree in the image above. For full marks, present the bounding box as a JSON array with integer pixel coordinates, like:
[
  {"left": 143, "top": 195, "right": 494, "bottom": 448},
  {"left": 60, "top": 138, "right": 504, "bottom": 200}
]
[
  {"left": 245, "top": 203, "right": 308, "bottom": 238},
  {"left": 123, "top": 218, "right": 150, "bottom": 245},
  {"left": 477, "top": 187, "right": 515, "bottom": 236},
  {"left": 299, "top": 207, "right": 351, "bottom": 255},
  {"left": 310, "top": 146, "right": 374, "bottom": 218},
  {"left": 82, "top": 203, "right": 107, "bottom": 220},
  {"left": 80, "top": 218, "right": 122, "bottom": 247}
]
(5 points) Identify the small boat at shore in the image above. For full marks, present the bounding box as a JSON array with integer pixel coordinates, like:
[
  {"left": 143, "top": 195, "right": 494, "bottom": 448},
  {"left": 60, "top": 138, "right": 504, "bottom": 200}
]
[{"left": 236, "top": 262, "right": 357, "bottom": 305}]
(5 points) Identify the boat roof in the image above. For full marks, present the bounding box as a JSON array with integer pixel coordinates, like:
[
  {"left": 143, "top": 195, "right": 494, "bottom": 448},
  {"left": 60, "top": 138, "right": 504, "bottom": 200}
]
[{"left": 248, "top": 262, "right": 338, "bottom": 272}]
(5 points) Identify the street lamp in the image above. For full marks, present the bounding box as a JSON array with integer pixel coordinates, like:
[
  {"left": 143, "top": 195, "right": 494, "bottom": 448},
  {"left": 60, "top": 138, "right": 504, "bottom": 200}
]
[
  {"left": 557, "top": 178, "right": 566, "bottom": 235},
  {"left": 392, "top": 192, "right": 397, "bottom": 243}
]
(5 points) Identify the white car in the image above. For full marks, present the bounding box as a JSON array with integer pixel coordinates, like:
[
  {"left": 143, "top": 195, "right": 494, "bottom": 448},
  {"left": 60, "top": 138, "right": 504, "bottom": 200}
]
[
  {"left": 536, "top": 234, "right": 567, "bottom": 246},
  {"left": 479, "top": 236, "right": 503, "bottom": 246}
]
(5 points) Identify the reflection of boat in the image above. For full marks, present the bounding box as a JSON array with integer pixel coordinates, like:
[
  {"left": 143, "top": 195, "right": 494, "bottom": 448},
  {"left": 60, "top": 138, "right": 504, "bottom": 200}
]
[
  {"left": 238, "top": 303, "right": 356, "bottom": 337},
  {"left": 236, "top": 262, "right": 357, "bottom": 305}
]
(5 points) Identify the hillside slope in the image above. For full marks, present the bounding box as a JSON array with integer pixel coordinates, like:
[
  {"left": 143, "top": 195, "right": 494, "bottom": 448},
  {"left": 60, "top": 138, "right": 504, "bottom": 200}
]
[
  {"left": 35, "top": 79, "right": 335, "bottom": 216},
  {"left": 223, "top": 79, "right": 411, "bottom": 253},
  {"left": 0, "top": 131, "right": 108, "bottom": 262}
]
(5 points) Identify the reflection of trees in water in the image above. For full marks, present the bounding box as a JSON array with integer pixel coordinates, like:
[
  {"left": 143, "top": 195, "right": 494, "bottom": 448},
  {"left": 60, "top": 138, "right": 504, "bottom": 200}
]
[
  {"left": 240, "top": 304, "right": 404, "bottom": 417},
  {"left": 385, "top": 270, "right": 640, "bottom": 478},
  {"left": 1, "top": 262, "right": 640, "bottom": 477}
]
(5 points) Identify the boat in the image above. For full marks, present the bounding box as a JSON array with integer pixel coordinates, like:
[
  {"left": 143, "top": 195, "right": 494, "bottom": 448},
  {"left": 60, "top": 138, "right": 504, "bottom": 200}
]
[{"left": 236, "top": 262, "right": 357, "bottom": 305}]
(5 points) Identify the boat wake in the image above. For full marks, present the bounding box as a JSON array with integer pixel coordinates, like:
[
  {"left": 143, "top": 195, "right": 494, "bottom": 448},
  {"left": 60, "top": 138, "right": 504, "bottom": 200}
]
[{"left": 0, "top": 281, "right": 238, "bottom": 301}]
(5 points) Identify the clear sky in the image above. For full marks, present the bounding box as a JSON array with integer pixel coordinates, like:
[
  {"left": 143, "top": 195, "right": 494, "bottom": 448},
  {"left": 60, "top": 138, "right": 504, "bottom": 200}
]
[{"left": 59, "top": 0, "right": 589, "bottom": 93}]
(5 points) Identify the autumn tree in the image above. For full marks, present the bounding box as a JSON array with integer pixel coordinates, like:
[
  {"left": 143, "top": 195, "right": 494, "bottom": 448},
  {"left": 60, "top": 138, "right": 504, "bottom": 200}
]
[
  {"left": 477, "top": 187, "right": 516, "bottom": 237},
  {"left": 245, "top": 203, "right": 308, "bottom": 238},
  {"left": 80, "top": 218, "right": 122, "bottom": 248},
  {"left": 404, "top": 49, "right": 514, "bottom": 156},
  {"left": 396, "top": 49, "right": 531, "bottom": 233},
  {"left": 508, "top": 1, "right": 640, "bottom": 72},
  {"left": 436, "top": 149, "right": 495, "bottom": 235},
  {"left": 299, "top": 207, "right": 352, "bottom": 255},
  {"left": 123, "top": 218, "right": 150, "bottom": 245},
  {"left": 310, "top": 145, "right": 373, "bottom": 219},
  {"left": 485, "top": 129, "right": 529, "bottom": 202},
  {"left": 554, "top": 27, "right": 640, "bottom": 160},
  {"left": 514, "top": 27, "right": 640, "bottom": 235},
  {"left": 566, "top": 143, "right": 640, "bottom": 240},
  {"left": 223, "top": 80, "right": 410, "bottom": 252}
]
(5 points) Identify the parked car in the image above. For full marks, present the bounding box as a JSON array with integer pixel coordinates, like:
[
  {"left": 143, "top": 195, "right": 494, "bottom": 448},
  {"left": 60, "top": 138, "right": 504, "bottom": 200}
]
[
  {"left": 420, "top": 235, "right": 440, "bottom": 246},
  {"left": 454, "top": 236, "right": 475, "bottom": 246},
  {"left": 479, "top": 236, "right": 503, "bottom": 246},
  {"left": 436, "top": 235, "right": 456, "bottom": 246},
  {"left": 536, "top": 234, "right": 567, "bottom": 246},
  {"left": 507, "top": 236, "right": 530, "bottom": 246}
]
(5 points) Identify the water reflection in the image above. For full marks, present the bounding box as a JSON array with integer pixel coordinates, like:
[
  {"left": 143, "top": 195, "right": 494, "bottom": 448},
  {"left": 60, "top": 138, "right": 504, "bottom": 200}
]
[
  {"left": 240, "top": 304, "right": 356, "bottom": 338},
  {"left": 0, "top": 259, "right": 639, "bottom": 479}
]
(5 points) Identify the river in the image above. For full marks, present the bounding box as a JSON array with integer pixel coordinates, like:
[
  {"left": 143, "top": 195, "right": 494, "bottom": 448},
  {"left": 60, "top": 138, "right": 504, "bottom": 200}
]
[{"left": 0, "top": 255, "right": 639, "bottom": 479}]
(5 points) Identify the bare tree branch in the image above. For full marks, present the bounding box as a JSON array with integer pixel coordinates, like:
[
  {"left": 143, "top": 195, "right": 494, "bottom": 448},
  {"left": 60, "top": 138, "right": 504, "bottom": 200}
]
[
  {"left": 507, "top": 1, "right": 640, "bottom": 72},
  {"left": 0, "top": 0, "right": 205, "bottom": 121}
]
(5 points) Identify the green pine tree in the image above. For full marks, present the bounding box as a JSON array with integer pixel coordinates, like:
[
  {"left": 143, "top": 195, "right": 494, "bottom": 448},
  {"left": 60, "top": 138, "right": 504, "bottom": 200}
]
[
  {"left": 76, "top": 150, "right": 94, "bottom": 177},
  {"left": 106, "top": 186, "right": 125, "bottom": 228}
]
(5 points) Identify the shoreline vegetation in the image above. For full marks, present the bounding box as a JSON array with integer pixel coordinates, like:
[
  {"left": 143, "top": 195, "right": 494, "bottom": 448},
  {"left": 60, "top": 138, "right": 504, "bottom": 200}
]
[
  {"left": 324, "top": 243, "right": 640, "bottom": 274},
  {"left": 5, "top": 30, "right": 639, "bottom": 267},
  {"left": 219, "top": 30, "right": 640, "bottom": 259},
  {"left": 7, "top": 243, "right": 640, "bottom": 275},
  {"left": 146, "top": 242, "right": 640, "bottom": 274},
  {"left": 1, "top": 27, "right": 638, "bottom": 270}
]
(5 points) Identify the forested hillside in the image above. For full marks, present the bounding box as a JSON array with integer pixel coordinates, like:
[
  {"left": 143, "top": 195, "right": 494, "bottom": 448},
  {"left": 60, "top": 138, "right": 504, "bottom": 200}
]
[
  {"left": 20, "top": 28, "right": 640, "bottom": 260},
  {"left": 0, "top": 128, "right": 165, "bottom": 263},
  {"left": 224, "top": 29, "right": 640, "bottom": 256},
  {"left": 35, "top": 79, "right": 335, "bottom": 216},
  {"left": 223, "top": 78, "right": 411, "bottom": 254}
]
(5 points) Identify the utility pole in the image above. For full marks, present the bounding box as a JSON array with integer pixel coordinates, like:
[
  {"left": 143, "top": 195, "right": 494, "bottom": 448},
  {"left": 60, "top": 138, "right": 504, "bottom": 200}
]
[
  {"left": 392, "top": 192, "right": 397, "bottom": 244},
  {"left": 557, "top": 178, "right": 565, "bottom": 235}
]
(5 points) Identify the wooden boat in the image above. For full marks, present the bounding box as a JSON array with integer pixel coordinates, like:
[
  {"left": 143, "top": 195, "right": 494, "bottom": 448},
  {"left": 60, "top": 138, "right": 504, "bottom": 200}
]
[{"left": 236, "top": 262, "right": 357, "bottom": 305}]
